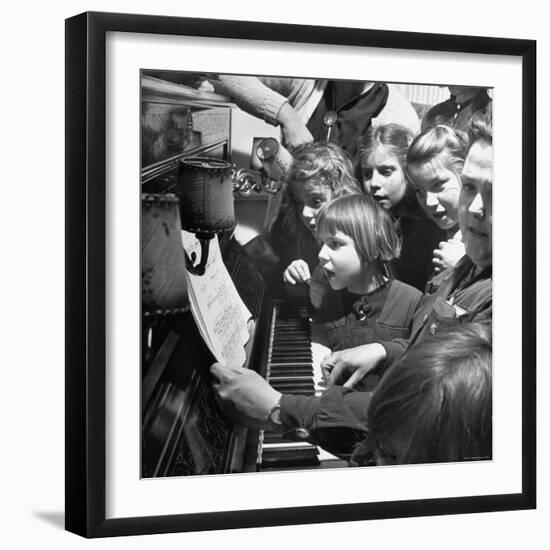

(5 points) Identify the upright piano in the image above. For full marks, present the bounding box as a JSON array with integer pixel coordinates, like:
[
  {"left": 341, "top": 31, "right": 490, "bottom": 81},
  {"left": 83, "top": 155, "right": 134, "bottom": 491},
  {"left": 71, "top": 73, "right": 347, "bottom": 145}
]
[{"left": 140, "top": 72, "right": 345, "bottom": 478}]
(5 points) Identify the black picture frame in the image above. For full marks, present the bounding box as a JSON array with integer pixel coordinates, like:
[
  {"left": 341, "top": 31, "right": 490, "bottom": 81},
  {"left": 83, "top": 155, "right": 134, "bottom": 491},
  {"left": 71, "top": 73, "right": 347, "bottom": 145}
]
[{"left": 65, "top": 11, "right": 536, "bottom": 538}]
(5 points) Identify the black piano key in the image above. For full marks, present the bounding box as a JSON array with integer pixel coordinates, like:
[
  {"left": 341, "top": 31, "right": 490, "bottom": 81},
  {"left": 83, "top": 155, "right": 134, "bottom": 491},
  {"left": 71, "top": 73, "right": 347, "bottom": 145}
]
[
  {"left": 271, "top": 341, "right": 311, "bottom": 348},
  {"left": 269, "top": 370, "right": 313, "bottom": 376},
  {"left": 269, "top": 376, "right": 313, "bottom": 384},
  {"left": 271, "top": 347, "right": 311, "bottom": 353},
  {"left": 262, "top": 432, "right": 308, "bottom": 444},
  {"left": 268, "top": 369, "right": 313, "bottom": 377},
  {"left": 269, "top": 361, "right": 312, "bottom": 367},
  {"left": 272, "top": 347, "right": 310, "bottom": 353},
  {"left": 274, "top": 355, "right": 311, "bottom": 359},
  {"left": 269, "top": 361, "right": 312, "bottom": 368},
  {"left": 273, "top": 332, "right": 308, "bottom": 336},
  {"left": 262, "top": 432, "right": 286, "bottom": 444},
  {"left": 261, "top": 445, "right": 319, "bottom": 459},
  {"left": 272, "top": 332, "right": 309, "bottom": 337},
  {"left": 269, "top": 361, "right": 312, "bottom": 366},
  {"left": 273, "top": 338, "right": 309, "bottom": 341},
  {"left": 269, "top": 364, "right": 312, "bottom": 370},
  {"left": 271, "top": 349, "right": 312, "bottom": 356},
  {"left": 269, "top": 380, "right": 315, "bottom": 388},
  {"left": 261, "top": 445, "right": 318, "bottom": 458},
  {"left": 269, "top": 363, "right": 312, "bottom": 369},
  {"left": 261, "top": 447, "right": 320, "bottom": 468},
  {"left": 268, "top": 372, "right": 313, "bottom": 384},
  {"left": 270, "top": 362, "right": 312, "bottom": 367},
  {"left": 271, "top": 350, "right": 310, "bottom": 356}
]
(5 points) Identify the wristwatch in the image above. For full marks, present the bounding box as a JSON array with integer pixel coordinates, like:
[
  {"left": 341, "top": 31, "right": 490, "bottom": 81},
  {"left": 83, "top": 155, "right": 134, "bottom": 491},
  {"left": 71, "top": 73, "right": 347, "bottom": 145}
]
[{"left": 267, "top": 399, "right": 283, "bottom": 427}]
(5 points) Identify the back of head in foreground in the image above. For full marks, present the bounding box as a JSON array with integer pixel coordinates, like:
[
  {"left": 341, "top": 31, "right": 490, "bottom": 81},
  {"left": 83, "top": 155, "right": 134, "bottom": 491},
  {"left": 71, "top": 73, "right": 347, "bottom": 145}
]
[{"left": 355, "top": 323, "right": 492, "bottom": 466}]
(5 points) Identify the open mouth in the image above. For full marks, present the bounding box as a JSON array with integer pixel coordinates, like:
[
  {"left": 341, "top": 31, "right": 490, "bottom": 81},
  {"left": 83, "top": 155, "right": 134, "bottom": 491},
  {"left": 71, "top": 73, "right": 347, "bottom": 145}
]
[{"left": 323, "top": 268, "right": 335, "bottom": 280}]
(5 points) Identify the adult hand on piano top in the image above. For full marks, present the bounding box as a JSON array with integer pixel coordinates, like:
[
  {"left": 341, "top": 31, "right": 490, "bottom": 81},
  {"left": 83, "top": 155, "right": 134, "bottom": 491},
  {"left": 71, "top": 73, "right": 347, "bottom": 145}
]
[
  {"left": 210, "top": 363, "right": 283, "bottom": 431},
  {"left": 283, "top": 259, "right": 311, "bottom": 286},
  {"left": 321, "top": 343, "right": 387, "bottom": 389}
]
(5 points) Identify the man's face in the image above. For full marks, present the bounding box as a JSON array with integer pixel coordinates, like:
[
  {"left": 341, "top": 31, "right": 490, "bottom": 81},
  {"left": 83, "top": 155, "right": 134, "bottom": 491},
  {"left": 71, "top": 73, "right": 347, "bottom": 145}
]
[{"left": 458, "top": 140, "right": 493, "bottom": 269}]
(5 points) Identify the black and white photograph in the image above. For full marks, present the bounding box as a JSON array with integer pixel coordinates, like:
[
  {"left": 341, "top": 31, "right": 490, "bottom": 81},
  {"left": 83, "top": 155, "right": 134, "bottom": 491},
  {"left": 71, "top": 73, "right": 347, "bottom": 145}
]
[
  {"left": 140, "top": 72, "right": 493, "bottom": 477},
  {"left": 61, "top": 10, "right": 536, "bottom": 539},
  {"left": 2, "top": 0, "right": 547, "bottom": 546}
]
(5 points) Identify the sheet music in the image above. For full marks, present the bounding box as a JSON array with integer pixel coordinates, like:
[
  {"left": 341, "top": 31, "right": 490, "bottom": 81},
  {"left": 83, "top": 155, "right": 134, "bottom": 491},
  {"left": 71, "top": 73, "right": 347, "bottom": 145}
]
[{"left": 181, "top": 230, "right": 251, "bottom": 367}]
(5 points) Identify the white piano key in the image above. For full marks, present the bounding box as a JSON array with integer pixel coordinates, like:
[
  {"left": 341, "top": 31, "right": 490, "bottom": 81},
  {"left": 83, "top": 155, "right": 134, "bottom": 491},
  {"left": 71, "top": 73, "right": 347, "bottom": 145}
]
[{"left": 310, "top": 317, "right": 331, "bottom": 393}]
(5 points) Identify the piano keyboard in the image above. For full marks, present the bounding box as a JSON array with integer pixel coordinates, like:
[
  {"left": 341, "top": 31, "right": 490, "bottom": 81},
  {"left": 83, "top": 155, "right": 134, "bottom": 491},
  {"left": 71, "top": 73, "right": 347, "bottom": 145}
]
[{"left": 257, "top": 303, "right": 347, "bottom": 471}]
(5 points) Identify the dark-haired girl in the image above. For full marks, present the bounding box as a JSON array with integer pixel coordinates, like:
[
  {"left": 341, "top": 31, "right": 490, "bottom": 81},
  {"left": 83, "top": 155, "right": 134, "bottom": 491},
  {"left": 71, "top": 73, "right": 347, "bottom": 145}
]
[{"left": 358, "top": 123, "right": 447, "bottom": 291}]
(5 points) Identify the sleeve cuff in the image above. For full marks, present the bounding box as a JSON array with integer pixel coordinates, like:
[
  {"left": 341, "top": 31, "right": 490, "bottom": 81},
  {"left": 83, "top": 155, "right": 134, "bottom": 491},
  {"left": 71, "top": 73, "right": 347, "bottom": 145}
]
[
  {"left": 279, "top": 388, "right": 372, "bottom": 460},
  {"left": 379, "top": 340, "right": 408, "bottom": 369},
  {"left": 280, "top": 393, "right": 321, "bottom": 429},
  {"left": 261, "top": 96, "right": 287, "bottom": 125},
  {"left": 280, "top": 386, "right": 371, "bottom": 432}
]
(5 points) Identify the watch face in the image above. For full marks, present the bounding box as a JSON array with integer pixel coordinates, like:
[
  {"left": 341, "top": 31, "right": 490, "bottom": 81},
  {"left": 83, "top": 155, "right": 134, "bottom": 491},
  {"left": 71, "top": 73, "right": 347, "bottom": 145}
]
[{"left": 269, "top": 405, "right": 282, "bottom": 425}]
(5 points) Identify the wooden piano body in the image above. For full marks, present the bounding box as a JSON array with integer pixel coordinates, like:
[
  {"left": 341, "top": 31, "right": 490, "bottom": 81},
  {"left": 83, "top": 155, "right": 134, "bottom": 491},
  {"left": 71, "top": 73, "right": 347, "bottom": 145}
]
[{"left": 141, "top": 72, "right": 344, "bottom": 478}]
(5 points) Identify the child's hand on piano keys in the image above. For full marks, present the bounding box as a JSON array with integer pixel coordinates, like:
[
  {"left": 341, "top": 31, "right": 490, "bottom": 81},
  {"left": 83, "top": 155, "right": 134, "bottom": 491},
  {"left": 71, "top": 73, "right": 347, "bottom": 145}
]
[
  {"left": 283, "top": 260, "right": 311, "bottom": 286},
  {"left": 321, "top": 343, "right": 387, "bottom": 389},
  {"left": 210, "top": 363, "right": 282, "bottom": 430}
]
